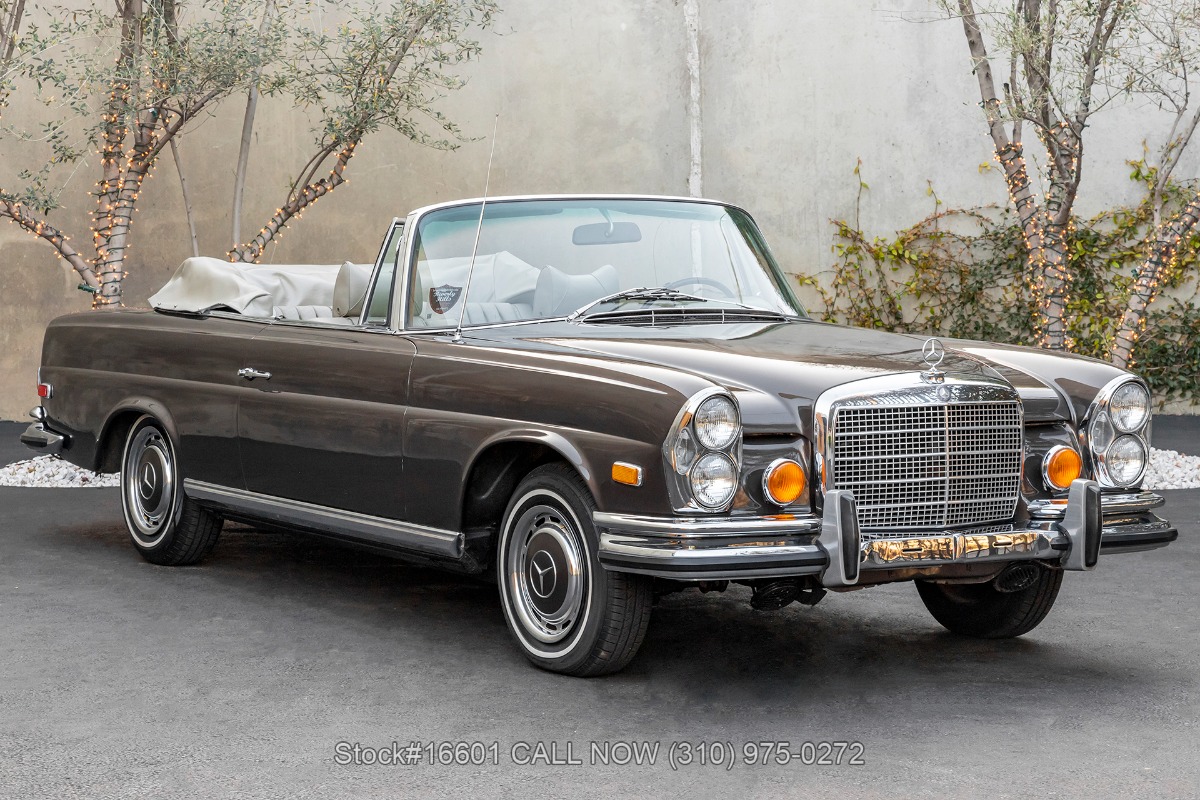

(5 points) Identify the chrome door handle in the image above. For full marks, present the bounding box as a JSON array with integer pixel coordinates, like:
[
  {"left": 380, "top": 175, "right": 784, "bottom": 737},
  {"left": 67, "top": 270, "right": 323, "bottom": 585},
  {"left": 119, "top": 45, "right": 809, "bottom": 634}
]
[{"left": 237, "top": 367, "right": 272, "bottom": 381}]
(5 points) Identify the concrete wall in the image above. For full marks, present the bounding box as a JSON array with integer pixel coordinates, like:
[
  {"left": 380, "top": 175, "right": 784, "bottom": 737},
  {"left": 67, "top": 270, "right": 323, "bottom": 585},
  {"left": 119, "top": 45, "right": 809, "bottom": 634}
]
[{"left": 1, "top": 0, "right": 1195, "bottom": 419}]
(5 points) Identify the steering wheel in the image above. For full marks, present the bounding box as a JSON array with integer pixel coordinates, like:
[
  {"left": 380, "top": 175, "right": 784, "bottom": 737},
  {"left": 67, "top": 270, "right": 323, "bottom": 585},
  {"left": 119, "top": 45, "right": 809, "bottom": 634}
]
[{"left": 663, "top": 276, "right": 736, "bottom": 298}]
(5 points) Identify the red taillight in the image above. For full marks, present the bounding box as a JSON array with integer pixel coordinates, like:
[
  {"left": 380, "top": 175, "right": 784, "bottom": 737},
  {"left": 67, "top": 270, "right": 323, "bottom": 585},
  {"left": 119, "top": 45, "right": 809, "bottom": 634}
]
[{"left": 37, "top": 383, "right": 53, "bottom": 399}]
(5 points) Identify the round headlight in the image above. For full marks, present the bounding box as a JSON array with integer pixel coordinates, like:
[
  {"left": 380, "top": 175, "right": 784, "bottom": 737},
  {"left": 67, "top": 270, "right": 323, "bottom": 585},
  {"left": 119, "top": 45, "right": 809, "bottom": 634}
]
[
  {"left": 689, "top": 452, "right": 737, "bottom": 509},
  {"left": 693, "top": 396, "right": 739, "bottom": 450},
  {"left": 1103, "top": 435, "right": 1147, "bottom": 486},
  {"left": 1110, "top": 382, "right": 1150, "bottom": 433}
]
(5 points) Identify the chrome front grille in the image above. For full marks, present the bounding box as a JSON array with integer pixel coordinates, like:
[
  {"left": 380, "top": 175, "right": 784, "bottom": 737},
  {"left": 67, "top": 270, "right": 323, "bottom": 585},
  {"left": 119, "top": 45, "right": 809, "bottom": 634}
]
[{"left": 830, "top": 401, "right": 1022, "bottom": 531}]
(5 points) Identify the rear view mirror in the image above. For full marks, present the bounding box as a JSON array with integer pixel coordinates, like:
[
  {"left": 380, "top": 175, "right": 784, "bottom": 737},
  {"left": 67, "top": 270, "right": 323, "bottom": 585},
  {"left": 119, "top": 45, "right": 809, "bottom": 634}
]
[{"left": 572, "top": 221, "right": 642, "bottom": 246}]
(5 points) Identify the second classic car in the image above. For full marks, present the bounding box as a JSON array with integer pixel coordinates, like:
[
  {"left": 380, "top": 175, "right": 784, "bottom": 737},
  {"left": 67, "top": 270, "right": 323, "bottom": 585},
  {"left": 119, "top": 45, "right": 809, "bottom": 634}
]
[{"left": 22, "top": 195, "right": 1177, "bottom": 675}]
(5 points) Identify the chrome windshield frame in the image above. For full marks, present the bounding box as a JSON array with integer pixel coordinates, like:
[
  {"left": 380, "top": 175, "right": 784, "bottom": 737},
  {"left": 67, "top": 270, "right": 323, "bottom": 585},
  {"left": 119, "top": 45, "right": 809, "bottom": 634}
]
[{"left": 394, "top": 194, "right": 806, "bottom": 333}]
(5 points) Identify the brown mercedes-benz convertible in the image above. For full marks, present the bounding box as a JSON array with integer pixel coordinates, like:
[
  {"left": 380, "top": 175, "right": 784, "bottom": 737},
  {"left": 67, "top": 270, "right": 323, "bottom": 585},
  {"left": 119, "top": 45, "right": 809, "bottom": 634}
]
[{"left": 22, "top": 195, "right": 1176, "bottom": 675}]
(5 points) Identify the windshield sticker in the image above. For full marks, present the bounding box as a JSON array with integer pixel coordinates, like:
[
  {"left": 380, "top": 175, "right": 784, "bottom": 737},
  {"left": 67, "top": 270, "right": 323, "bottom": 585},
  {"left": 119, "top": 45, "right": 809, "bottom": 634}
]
[{"left": 429, "top": 285, "right": 463, "bottom": 315}]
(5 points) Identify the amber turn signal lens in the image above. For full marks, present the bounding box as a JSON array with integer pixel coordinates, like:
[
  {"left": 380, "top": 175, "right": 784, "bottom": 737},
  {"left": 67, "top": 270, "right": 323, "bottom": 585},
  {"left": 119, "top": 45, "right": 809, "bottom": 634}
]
[
  {"left": 764, "top": 459, "right": 806, "bottom": 505},
  {"left": 1044, "top": 446, "right": 1082, "bottom": 490},
  {"left": 612, "top": 462, "right": 643, "bottom": 487}
]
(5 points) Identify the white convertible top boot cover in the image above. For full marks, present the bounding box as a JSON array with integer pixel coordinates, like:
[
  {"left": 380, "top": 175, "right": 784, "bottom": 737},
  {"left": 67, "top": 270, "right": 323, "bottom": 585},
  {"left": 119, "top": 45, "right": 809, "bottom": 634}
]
[{"left": 149, "top": 257, "right": 345, "bottom": 317}]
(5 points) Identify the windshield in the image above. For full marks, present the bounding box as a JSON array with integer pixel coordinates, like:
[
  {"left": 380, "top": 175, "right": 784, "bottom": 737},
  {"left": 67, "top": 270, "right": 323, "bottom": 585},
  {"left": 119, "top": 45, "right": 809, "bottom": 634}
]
[{"left": 405, "top": 199, "right": 804, "bottom": 328}]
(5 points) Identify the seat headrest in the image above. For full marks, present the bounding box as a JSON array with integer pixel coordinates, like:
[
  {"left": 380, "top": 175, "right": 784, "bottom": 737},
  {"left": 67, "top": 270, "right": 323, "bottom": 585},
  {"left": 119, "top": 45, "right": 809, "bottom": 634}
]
[
  {"left": 532, "top": 264, "right": 619, "bottom": 317},
  {"left": 333, "top": 262, "right": 373, "bottom": 317}
]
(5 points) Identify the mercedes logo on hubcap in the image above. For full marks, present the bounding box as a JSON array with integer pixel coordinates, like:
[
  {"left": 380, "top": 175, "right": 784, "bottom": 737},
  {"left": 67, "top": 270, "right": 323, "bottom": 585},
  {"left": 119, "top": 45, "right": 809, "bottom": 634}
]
[
  {"left": 528, "top": 550, "right": 557, "bottom": 599},
  {"left": 139, "top": 462, "right": 157, "bottom": 499}
]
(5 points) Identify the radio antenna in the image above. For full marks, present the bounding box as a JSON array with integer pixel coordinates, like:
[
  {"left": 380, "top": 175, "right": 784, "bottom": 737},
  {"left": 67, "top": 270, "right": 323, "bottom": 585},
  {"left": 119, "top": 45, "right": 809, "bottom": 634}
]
[{"left": 454, "top": 114, "right": 500, "bottom": 343}]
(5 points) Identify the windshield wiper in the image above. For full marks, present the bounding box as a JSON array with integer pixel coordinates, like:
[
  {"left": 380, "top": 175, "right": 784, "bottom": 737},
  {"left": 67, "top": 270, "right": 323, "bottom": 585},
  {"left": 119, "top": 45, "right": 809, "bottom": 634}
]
[{"left": 567, "top": 287, "right": 709, "bottom": 321}]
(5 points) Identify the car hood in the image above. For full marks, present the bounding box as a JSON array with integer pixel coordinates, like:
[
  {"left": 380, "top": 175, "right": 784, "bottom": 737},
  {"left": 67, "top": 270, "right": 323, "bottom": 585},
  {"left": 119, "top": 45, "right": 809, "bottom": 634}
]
[{"left": 483, "top": 319, "right": 1128, "bottom": 428}]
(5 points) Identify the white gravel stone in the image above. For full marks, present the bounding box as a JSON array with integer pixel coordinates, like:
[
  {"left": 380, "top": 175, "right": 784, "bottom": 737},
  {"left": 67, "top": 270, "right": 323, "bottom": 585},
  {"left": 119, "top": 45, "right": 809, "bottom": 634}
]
[
  {"left": 0, "top": 455, "right": 119, "bottom": 488},
  {"left": 1143, "top": 447, "right": 1200, "bottom": 490},
  {"left": 1, "top": 448, "right": 1197, "bottom": 490}
]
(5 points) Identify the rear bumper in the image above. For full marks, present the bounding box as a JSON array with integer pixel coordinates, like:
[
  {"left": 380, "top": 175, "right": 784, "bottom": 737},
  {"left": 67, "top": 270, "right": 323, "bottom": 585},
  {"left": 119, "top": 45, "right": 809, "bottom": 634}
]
[
  {"left": 20, "top": 408, "right": 68, "bottom": 456},
  {"left": 595, "top": 480, "right": 1176, "bottom": 583}
]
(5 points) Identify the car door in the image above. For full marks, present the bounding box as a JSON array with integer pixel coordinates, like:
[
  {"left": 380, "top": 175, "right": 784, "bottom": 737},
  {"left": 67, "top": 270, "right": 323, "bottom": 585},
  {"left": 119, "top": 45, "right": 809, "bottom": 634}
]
[
  {"left": 236, "top": 222, "right": 414, "bottom": 519},
  {"left": 235, "top": 324, "right": 416, "bottom": 519}
]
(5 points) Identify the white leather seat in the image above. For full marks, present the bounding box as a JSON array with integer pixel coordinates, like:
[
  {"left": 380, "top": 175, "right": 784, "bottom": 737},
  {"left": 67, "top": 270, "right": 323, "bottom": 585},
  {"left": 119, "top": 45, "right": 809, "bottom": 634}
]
[
  {"left": 532, "top": 264, "right": 619, "bottom": 317},
  {"left": 271, "top": 304, "right": 335, "bottom": 320},
  {"left": 332, "top": 262, "right": 373, "bottom": 317}
]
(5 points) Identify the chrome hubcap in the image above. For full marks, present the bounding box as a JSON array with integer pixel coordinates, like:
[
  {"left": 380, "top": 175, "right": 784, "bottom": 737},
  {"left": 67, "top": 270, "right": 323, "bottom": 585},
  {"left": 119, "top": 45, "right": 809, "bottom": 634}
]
[
  {"left": 123, "top": 426, "right": 175, "bottom": 547},
  {"left": 507, "top": 504, "right": 585, "bottom": 644}
]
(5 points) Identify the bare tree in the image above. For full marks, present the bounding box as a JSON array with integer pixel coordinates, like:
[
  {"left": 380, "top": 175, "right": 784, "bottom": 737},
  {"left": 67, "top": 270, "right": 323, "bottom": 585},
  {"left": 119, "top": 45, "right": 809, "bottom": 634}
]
[
  {"left": 948, "top": 0, "right": 1133, "bottom": 350},
  {"left": 228, "top": 0, "right": 497, "bottom": 263},
  {"left": 1, "top": 0, "right": 287, "bottom": 307},
  {"left": 2, "top": 0, "right": 496, "bottom": 306},
  {"left": 1107, "top": 4, "right": 1200, "bottom": 368},
  {"left": 948, "top": 1, "right": 1200, "bottom": 365}
]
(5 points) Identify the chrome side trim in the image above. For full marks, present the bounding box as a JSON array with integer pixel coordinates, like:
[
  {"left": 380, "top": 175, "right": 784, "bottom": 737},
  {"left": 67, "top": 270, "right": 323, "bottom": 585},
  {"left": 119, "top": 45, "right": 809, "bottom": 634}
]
[
  {"left": 182, "top": 480, "right": 463, "bottom": 559},
  {"left": 593, "top": 511, "right": 821, "bottom": 538},
  {"left": 1027, "top": 491, "right": 1164, "bottom": 520}
]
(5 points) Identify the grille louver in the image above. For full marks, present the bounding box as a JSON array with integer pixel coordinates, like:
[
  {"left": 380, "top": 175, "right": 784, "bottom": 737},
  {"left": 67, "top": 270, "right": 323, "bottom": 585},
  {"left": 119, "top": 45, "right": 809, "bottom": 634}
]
[{"left": 830, "top": 401, "right": 1023, "bottom": 531}]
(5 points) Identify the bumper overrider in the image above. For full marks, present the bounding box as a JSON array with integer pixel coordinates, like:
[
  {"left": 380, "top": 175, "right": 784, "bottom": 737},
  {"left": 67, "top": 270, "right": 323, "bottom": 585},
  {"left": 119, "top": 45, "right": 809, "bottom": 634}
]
[
  {"left": 595, "top": 479, "right": 1177, "bottom": 584},
  {"left": 20, "top": 408, "right": 67, "bottom": 456}
]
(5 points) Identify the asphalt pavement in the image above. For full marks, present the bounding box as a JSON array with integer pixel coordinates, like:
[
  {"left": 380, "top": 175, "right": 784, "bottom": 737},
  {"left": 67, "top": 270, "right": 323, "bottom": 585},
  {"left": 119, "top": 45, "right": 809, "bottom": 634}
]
[
  {"left": 1, "top": 421, "right": 28, "bottom": 467},
  {"left": 1, "top": 480, "right": 1197, "bottom": 798}
]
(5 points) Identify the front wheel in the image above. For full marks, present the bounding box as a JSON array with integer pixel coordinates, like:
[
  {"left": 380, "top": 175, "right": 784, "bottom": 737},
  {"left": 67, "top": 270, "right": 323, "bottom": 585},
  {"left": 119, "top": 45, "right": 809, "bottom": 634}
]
[
  {"left": 915, "top": 566, "right": 1063, "bottom": 639},
  {"left": 496, "top": 464, "right": 652, "bottom": 676},
  {"left": 121, "top": 415, "right": 222, "bottom": 566}
]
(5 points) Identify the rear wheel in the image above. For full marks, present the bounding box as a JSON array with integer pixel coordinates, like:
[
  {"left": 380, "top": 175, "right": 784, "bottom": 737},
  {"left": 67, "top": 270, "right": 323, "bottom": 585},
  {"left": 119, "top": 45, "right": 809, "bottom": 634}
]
[
  {"left": 496, "top": 463, "right": 652, "bottom": 676},
  {"left": 915, "top": 566, "right": 1063, "bottom": 638},
  {"left": 120, "top": 415, "right": 222, "bottom": 565}
]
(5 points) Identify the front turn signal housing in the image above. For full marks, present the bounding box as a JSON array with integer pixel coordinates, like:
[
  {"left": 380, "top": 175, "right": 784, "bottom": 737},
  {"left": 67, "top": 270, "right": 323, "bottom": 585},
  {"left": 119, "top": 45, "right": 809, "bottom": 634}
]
[
  {"left": 1043, "top": 446, "right": 1083, "bottom": 491},
  {"left": 763, "top": 459, "right": 806, "bottom": 505}
]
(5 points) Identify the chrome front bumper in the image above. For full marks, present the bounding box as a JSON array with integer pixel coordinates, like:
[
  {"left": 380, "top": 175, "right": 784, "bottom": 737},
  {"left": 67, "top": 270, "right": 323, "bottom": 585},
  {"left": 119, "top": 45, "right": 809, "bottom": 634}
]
[{"left": 595, "top": 480, "right": 1177, "bottom": 583}]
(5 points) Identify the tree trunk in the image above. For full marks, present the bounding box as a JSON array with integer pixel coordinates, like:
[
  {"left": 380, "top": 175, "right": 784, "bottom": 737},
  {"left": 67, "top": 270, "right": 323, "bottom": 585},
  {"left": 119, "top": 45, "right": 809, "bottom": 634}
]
[
  {"left": 2, "top": 200, "right": 100, "bottom": 290},
  {"left": 231, "top": 0, "right": 274, "bottom": 249},
  {"left": 1110, "top": 191, "right": 1200, "bottom": 368},
  {"left": 169, "top": 137, "right": 199, "bottom": 258},
  {"left": 229, "top": 143, "right": 356, "bottom": 263},
  {"left": 1037, "top": 216, "right": 1070, "bottom": 350},
  {"left": 94, "top": 131, "right": 154, "bottom": 308}
]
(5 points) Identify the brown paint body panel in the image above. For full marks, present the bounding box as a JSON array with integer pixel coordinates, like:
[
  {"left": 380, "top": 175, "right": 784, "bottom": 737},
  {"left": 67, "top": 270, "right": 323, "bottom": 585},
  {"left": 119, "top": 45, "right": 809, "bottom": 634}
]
[
  {"left": 237, "top": 324, "right": 415, "bottom": 520},
  {"left": 36, "top": 308, "right": 1135, "bottom": 541}
]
